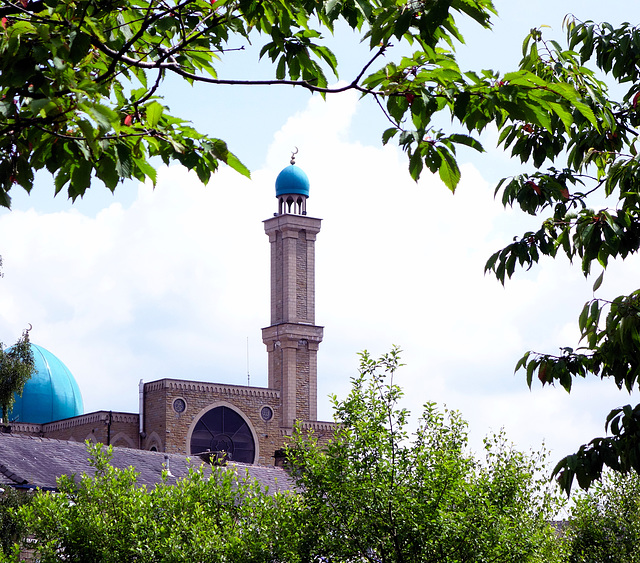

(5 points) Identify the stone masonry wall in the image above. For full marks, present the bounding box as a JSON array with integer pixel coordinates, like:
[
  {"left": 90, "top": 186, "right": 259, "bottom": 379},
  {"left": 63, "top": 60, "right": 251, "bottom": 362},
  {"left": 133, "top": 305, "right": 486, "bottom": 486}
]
[
  {"left": 296, "top": 344, "right": 310, "bottom": 421},
  {"left": 22, "top": 412, "right": 141, "bottom": 447},
  {"left": 142, "top": 380, "right": 167, "bottom": 451},
  {"left": 273, "top": 230, "right": 283, "bottom": 324},
  {"left": 296, "top": 230, "right": 307, "bottom": 320},
  {"left": 144, "top": 379, "right": 286, "bottom": 465}
]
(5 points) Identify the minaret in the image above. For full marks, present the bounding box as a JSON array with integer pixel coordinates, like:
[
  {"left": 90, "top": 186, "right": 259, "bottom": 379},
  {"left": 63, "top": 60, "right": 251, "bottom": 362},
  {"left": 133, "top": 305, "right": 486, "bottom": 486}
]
[{"left": 262, "top": 155, "right": 323, "bottom": 429}]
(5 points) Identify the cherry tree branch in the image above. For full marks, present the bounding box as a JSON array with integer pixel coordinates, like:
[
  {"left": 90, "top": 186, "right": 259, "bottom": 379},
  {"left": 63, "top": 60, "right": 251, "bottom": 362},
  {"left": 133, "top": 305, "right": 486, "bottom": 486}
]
[{"left": 93, "top": 38, "right": 390, "bottom": 96}]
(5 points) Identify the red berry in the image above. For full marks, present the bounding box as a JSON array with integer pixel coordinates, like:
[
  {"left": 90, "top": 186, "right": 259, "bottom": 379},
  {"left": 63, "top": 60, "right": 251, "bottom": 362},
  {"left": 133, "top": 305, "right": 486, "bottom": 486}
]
[
  {"left": 538, "top": 363, "right": 549, "bottom": 384},
  {"left": 527, "top": 180, "right": 541, "bottom": 195},
  {"left": 124, "top": 114, "right": 133, "bottom": 126}
]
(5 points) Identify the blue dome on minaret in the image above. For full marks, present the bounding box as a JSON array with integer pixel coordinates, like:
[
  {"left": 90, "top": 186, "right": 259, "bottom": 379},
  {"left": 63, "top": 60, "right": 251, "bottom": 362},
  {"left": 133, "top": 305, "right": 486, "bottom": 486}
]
[
  {"left": 275, "top": 165, "right": 310, "bottom": 197},
  {"left": 8, "top": 343, "right": 84, "bottom": 424},
  {"left": 275, "top": 152, "right": 310, "bottom": 216}
]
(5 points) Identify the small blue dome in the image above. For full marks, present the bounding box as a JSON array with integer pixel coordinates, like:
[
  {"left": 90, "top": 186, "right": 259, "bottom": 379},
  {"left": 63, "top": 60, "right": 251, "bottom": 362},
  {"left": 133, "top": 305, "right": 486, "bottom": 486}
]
[
  {"left": 275, "top": 165, "right": 310, "bottom": 197},
  {"left": 8, "top": 344, "right": 83, "bottom": 424}
]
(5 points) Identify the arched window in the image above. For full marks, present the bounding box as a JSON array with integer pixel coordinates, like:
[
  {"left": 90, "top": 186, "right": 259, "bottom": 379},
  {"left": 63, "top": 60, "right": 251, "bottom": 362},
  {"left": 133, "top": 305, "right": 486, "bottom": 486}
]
[{"left": 189, "top": 406, "right": 255, "bottom": 464}]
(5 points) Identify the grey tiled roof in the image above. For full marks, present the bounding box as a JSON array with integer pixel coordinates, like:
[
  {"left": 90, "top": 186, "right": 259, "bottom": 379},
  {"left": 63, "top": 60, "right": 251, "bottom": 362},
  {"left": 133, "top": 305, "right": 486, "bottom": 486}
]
[{"left": 0, "top": 433, "right": 294, "bottom": 493}]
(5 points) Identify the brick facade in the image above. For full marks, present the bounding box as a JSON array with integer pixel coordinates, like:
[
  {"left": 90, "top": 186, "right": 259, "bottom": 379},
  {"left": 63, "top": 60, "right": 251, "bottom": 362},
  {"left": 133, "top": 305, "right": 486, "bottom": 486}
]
[
  {"left": 7, "top": 412, "right": 139, "bottom": 448},
  {"left": 261, "top": 213, "right": 324, "bottom": 429},
  {"left": 140, "top": 379, "right": 285, "bottom": 465}
]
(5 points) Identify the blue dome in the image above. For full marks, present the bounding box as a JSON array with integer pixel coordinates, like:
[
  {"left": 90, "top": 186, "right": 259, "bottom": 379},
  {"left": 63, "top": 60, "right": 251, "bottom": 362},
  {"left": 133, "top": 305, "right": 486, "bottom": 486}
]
[
  {"left": 275, "top": 165, "right": 310, "bottom": 197},
  {"left": 8, "top": 344, "right": 83, "bottom": 424}
]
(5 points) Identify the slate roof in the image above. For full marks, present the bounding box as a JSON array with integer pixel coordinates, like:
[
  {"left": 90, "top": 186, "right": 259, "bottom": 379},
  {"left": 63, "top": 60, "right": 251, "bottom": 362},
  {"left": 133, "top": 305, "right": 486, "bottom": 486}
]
[{"left": 0, "top": 433, "right": 295, "bottom": 493}]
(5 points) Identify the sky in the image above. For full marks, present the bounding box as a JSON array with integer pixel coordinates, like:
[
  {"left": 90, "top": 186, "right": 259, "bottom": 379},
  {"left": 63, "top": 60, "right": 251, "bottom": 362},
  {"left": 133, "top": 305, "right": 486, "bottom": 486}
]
[{"left": 1, "top": 1, "right": 639, "bottom": 466}]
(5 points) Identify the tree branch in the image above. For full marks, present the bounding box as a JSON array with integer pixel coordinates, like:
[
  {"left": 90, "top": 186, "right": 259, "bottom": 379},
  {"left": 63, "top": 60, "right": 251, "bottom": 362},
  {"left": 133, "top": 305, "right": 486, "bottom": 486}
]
[
  {"left": 0, "top": 0, "right": 46, "bottom": 17},
  {"left": 91, "top": 29, "right": 388, "bottom": 96}
]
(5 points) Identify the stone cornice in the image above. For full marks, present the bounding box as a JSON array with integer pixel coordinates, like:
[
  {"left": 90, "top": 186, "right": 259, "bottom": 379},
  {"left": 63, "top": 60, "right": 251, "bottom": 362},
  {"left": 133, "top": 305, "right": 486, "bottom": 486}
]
[
  {"left": 145, "top": 379, "right": 280, "bottom": 399},
  {"left": 42, "top": 411, "right": 138, "bottom": 432},
  {"left": 261, "top": 323, "right": 324, "bottom": 343},
  {"left": 263, "top": 214, "right": 322, "bottom": 238},
  {"left": 299, "top": 420, "right": 337, "bottom": 432},
  {"left": 6, "top": 422, "right": 41, "bottom": 434}
]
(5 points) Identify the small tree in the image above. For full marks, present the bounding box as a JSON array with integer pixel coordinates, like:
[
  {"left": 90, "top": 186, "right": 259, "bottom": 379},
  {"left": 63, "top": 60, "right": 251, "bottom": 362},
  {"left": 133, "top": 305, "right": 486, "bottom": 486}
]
[
  {"left": 287, "top": 348, "right": 566, "bottom": 563},
  {"left": 16, "top": 442, "right": 302, "bottom": 562},
  {"left": 567, "top": 471, "right": 640, "bottom": 563},
  {"left": 0, "top": 328, "right": 35, "bottom": 424}
]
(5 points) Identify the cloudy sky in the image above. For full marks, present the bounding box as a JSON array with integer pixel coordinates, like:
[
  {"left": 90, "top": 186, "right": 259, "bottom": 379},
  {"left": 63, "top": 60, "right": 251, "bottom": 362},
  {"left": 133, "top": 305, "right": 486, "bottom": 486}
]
[{"left": 1, "top": 1, "right": 638, "bottom": 463}]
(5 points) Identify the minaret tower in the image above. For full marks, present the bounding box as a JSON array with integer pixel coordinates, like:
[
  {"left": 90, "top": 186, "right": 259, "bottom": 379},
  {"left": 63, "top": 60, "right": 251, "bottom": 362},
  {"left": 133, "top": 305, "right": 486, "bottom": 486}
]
[{"left": 262, "top": 154, "right": 323, "bottom": 429}]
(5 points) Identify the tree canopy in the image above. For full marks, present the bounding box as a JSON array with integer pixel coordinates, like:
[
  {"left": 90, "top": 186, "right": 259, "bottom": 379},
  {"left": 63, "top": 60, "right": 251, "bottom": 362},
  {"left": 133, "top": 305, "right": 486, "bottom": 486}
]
[
  {"left": 286, "top": 348, "right": 565, "bottom": 563},
  {"left": 0, "top": 327, "right": 34, "bottom": 423},
  {"left": 0, "top": 0, "right": 499, "bottom": 208},
  {"left": 566, "top": 471, "right": 640, "bottom": 563},
  {"left": 481, "top": 21, "right": 640, "bottom": 493},
  {"left": 5, "top": 350, "right": 566, "bottom": 562},
  {"left": 11, "top": 443, "right": 302, "bottom": 562}
]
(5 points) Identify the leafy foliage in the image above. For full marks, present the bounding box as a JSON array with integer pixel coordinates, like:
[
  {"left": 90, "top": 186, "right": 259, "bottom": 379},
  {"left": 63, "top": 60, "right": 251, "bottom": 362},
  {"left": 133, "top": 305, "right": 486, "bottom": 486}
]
[
  {"left": 0, "top": 0, "right": 505, "bottom": 206},
  {"left": 287, "top": 348, "right": 565, "bottom": 563},
  {"left": 0, "top": 488, "right": 31, "bottom": 559},
  {"left": 566, "top": 471, "right": 640, "bottom": 563},
  {"left": 3, "top": 352, "right": 570, "bottom": 561},
  {"left": 478, "top": 19, "right": 640, "bottom": 493},
  {"left": 14, "top": 442, "right": 302, "bottom": 562},
  {"left": 0, "top": 328, "right": 34, "bottom": 423}
]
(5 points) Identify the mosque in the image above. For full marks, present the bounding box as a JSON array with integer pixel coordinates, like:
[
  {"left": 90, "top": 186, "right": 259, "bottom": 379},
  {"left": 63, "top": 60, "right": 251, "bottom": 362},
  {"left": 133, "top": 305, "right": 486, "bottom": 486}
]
[{"left": 6, "top": 161, "right": 335, "bottom": 466}]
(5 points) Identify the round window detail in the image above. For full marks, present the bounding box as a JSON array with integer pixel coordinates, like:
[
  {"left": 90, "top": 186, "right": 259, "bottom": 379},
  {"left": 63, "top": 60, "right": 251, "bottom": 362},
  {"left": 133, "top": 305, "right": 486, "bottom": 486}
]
[
  {"left": 172, "top": 398, "right": 186, "bottom": 414},
  {"left": 190, "top": 406, "right": 255, "bottom": 464},
  {"left": 260, "top": 406, "right": 274, "bottom": 422}
]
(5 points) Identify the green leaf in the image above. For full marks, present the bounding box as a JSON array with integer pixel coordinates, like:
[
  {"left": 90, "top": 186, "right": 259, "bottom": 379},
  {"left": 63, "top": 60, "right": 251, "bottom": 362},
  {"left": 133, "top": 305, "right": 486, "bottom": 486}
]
[
  {"left": 146, "top": 101, "right": 163, "bottom": 127},
  {"left": 437, "top": 149, "right": 460, "bottom": 192},
  {"left": 223, "top": 152, "right": 251, "bottom": 178},
  {"left": 382, "top": 128, "right": 398, "bottom": 145},
  {"left": 593, "top": 271, "right": 604, "bottom": 292},
  {"left": 69, "top": 159, "right": 92, "bottom": 199},
  {"left": 448, "top": 134, "right": 484, "bottom": 153}
]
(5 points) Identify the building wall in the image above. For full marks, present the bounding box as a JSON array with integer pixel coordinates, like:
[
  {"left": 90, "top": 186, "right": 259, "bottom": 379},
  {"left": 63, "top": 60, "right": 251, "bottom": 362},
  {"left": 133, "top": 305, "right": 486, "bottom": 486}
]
[
  {"left": 8, "top": 413, "right": 140, "bottom": 448},
  {"left": 9, "top": 380, "right": 335, "bottom": 466},
  {"left": 43, "top": 412, "right": 139, "bottom": 447},
  {"left": 143, "top": 379, "right": 286, "bottom": 465}
]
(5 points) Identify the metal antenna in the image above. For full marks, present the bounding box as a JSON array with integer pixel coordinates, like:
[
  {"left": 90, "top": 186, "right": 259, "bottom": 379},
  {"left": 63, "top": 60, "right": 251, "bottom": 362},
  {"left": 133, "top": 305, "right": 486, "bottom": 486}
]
[{"left": 246, "top": 337, "right": 250, "bottom": 386}]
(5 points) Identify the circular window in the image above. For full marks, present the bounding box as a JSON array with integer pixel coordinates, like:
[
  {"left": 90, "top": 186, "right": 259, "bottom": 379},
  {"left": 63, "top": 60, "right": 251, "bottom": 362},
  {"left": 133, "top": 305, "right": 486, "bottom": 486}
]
[
  {"left": 190, "top": 406, "right": 255, "bottom": 464},
  {"left": 173, "top": 398, "right": 186, "bottom": 413},
  {"left": 260, "top": 406, "right": 273, "bottom": 422}
]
